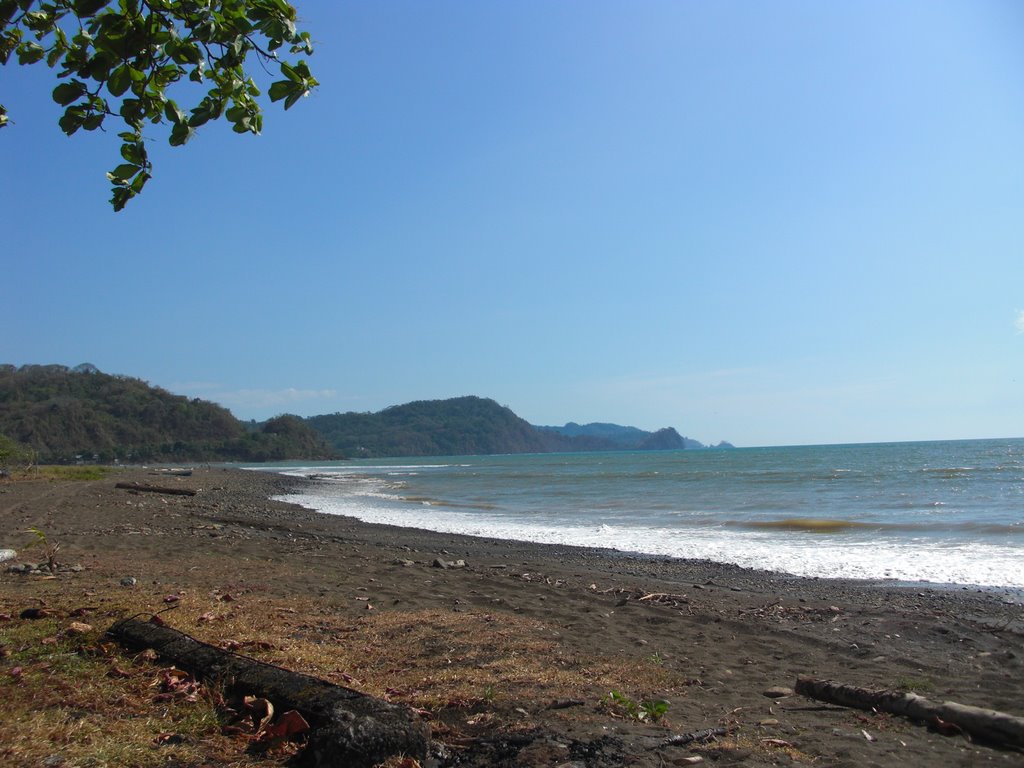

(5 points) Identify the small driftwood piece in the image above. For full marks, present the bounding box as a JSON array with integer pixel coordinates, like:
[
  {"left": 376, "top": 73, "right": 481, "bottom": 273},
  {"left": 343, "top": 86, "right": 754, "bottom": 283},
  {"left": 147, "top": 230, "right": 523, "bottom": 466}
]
[
  {"left": 795, "top": 677, "right": 1024, "bottom": 749},
  {"left": 658, "top": 726, "right": 730, "bottom": 748},
  {"left": 109, "top": 618, "right": 429, "bottom": 768},
  {"left": 115, "top": 481, "right": 196, "bottom": 496}
]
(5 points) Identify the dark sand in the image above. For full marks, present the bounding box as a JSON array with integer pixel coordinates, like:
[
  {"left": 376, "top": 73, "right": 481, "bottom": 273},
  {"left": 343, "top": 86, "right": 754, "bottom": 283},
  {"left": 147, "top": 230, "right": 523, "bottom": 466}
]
[{"left": 2, "top": 467, "right": 1022, "bottom": 767}]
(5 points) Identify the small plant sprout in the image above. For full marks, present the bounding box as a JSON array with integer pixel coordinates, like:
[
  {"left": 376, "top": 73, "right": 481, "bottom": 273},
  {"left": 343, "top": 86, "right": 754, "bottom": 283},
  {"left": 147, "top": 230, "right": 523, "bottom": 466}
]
[
  {"left": 640, "top": 698, "right": 671, "bottom": 722},
  {"left": 24, "top": 527, "right": 61, "bottom": 572},
  {"left": 604, "top": 691, "right": 671, "bottom": 723}
]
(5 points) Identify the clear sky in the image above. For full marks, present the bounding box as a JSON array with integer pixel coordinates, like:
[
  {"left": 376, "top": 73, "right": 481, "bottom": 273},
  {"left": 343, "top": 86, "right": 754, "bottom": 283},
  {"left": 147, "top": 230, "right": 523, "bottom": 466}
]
[{"left": 3, "top": 1, "right": 1023, "bottom": 447}]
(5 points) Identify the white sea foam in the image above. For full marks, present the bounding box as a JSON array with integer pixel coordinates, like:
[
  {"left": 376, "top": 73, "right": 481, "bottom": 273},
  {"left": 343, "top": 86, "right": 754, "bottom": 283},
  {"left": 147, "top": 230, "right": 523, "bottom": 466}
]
[{"left": 275, "top": 488, "right": 1024, "bottom": 590}]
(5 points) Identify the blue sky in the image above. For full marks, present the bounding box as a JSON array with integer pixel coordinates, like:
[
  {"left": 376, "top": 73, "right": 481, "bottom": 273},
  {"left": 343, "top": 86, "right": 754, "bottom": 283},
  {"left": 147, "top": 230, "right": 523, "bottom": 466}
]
[{"left": 3, "top": 1, "right": 1023, "bottom": 447}]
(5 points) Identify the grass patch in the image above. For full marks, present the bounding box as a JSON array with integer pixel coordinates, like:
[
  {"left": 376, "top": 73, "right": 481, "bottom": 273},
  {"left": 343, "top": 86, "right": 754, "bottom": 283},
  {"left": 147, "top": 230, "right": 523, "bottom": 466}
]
[
  {"left": 3, "top": 465, "right": 114, "bottom": 482},
  {"left": 894, "top": 675, "right": 936, "bottom": 693}
]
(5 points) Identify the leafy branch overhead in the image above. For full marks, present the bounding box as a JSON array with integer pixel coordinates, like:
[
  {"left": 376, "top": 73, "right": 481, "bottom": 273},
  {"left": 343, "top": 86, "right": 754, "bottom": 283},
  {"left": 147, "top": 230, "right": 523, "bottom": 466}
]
[{"left": 0, "top": 0, "right": 317, "bottom": 210}]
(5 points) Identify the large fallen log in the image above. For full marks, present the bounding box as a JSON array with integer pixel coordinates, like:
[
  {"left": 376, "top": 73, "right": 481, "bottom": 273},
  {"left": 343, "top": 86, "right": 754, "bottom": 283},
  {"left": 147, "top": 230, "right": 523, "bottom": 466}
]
[
  {"left": 115, "top": 481, "right": 196, "bottom": 496},
  {"left": 795, "top": 677, "right": 1024, "bottom": 749},
  {"left": 109, "top": 617, "right": 430, "bottom": 767}
]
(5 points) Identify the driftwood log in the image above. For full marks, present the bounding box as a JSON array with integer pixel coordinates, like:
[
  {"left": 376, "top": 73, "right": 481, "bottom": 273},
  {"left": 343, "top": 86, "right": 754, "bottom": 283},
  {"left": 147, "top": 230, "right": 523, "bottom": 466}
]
[
  {"left": 795, "top": 677, "right": 1024, "bottom": 749},
  {"left": 115, "top": 481, "right": 197, "bottom": 496},
  {"left": 109, "top": 618, "right": 430, "bottom": 767}
]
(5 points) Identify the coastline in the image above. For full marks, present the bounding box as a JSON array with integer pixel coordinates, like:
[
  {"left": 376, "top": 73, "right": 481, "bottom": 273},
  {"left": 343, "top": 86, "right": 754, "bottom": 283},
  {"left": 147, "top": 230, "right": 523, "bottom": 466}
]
[
  {"left": 277, "top": 470, "right": 1024, "bottom": 601},
  {"left": 2, "top": 466, "right": 1023, "bottom": 767}
]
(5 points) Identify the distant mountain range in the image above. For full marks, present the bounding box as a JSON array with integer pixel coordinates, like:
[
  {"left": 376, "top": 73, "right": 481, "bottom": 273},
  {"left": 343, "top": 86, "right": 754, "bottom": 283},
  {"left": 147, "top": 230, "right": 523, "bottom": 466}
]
[
  {"left": 0, "top": 364, "right": 733, "bottom": 463},
  {"left": 536, "top": 422, "right": 718, "bottom": 451}
]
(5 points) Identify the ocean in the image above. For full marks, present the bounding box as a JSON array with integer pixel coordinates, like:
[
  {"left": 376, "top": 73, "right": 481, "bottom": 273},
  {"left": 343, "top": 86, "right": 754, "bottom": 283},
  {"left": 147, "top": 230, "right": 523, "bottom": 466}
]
[{"left": 256, "top": 438, "right": 1024, "bottom": 590}]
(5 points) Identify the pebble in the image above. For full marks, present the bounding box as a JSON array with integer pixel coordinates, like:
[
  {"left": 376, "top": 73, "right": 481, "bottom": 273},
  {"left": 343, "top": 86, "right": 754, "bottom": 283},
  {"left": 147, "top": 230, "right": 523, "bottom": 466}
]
[
  {"left": 120, "top": 576, "right": 137, "bottom": 587},
  {"left": 763, "top": 686, "right": 794, "bottom": 698},
  {"left": 432, "top": 558, "right": 467, "bottom": 569},
  {"left": 0, "top": 549, "right": 16, "bottom": 563}
]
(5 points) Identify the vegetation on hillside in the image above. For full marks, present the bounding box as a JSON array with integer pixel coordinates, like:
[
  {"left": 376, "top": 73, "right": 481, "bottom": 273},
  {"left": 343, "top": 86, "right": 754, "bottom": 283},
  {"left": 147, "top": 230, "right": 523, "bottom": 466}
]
[
  {"left": 1, "top": 363, "right": 726, "bottom": 462},
  {"left": 307, "top": 396, "right": 553, "bottom": 458},
  {"left": 0, "top": 364, "right": 334, "bottom": 463},
  {"left": 303, "top": 397, "right": 718, "bottom": 458}
]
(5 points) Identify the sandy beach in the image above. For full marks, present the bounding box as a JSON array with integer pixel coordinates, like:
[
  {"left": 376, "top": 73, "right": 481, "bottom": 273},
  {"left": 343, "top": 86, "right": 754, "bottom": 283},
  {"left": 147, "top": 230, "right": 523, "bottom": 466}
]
[{"left": 2, "top": 467, "right": 1022, "bottom": 767}]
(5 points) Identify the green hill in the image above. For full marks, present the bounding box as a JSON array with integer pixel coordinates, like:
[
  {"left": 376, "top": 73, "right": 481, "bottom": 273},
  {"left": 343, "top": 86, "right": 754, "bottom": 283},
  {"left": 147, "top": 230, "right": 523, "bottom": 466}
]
[
  {"left": 304, "top": 397, "right": 724, "bottom": 458},
  {"left": 0, "top": 364, "right": 334, "bottom": 463},
  {"left": 0, "top": 364, "right": 729, "bottom": 463},
  {"left": 306, "top": 396, "right": 553, "bottom": 458}
]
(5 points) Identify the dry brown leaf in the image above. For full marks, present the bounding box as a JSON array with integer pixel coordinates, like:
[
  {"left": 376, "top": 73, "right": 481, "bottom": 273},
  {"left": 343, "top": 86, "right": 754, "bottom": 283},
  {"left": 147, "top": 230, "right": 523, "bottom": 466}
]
[
  {"left": 256, "top": 710, "right": 310, "bottom": 743},
  {"left": 244, "top": 696, "right": 275, "bottom": 732}
]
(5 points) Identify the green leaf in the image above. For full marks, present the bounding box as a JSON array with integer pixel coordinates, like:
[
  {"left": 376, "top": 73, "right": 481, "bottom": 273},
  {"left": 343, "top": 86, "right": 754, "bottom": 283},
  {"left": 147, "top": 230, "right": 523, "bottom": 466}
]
[
  {"left": 87, "top": 52, "right": 114, "bottom": 82},
  {"left": 168, "top": 122, "right": 194, "bottom": 146},
  {"left": 0, "top": 2, "right": 18, "bottom": 25},
  {"left": 109, "top": 162, "right": 140, "bottom": 181},
  {"left": 187, "top": 105, "right": 211, "bottom": 127},
  {"left": 130, "top": 170, "right": 150, "bottom": 194},
  {"left": 74, "top": 0, "right": 109, "bottom": 17},
  {"left": 52, "top": 81, "right": 86, "bottom": 106},
  {"left": 58, "top": 108, "right": 85, "bottom": 135},
  {"left": 268, "top": 79, "right": 296, "bottom": 103},
  {"left": 163, "top": 99, "right": 185, "bottom": 124},
  {"left": 120, "top": 140, "right": 144, "bottom": 164},
  {"left": 82, "top": 112, "right": 104, "bottom": 130},
  {"left": 110, "top": 186, "right": 133, "bottom": 212},
  {"left": 16, "top": 41, "right": 45, "bottom": 65},
  {"left": 107, "top": 65, "right": 130, "bottom": 96}
]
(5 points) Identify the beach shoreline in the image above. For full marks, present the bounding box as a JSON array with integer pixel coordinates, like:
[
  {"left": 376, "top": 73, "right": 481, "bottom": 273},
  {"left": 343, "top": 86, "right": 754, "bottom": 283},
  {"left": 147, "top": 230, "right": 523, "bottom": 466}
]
[
  {"left": 2, "top": 466, "right": 1022, "bottom": 767},
  {"left": 274, "top": 468, "right": 1024, "bottom": 602}
]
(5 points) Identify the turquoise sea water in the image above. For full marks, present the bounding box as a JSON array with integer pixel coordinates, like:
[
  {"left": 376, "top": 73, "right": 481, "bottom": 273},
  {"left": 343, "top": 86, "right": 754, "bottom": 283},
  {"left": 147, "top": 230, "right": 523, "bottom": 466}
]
[{"left": 257, "top": 438, "right": 1024, "bottom": 589}]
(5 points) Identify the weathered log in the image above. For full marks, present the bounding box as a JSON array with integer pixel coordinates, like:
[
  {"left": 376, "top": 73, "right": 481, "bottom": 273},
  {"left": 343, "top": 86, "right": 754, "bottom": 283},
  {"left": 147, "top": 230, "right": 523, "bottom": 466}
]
[
  {"left": 109, "top": 618, "right": 430, "bottom": 767},
  {"left": 795, "top": 677, "right": 1024, "bottom": 749},
  {"left": 115, "top": 481, "right": 196, "bottom": 496}
]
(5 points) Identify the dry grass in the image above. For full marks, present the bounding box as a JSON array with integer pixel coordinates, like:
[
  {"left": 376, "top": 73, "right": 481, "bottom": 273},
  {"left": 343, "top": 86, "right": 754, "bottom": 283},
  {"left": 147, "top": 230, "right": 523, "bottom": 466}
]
[{"left": 0, "top": 580, "right": 699, "bottom": 768}]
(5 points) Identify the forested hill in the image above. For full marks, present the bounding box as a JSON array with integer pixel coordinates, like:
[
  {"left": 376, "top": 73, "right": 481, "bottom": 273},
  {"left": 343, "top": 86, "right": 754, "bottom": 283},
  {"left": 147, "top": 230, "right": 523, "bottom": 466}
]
[
  {"left": 0, "top": 365, "right": 729, "bottom": 463},
  {"left": 0, "top": 364, "right": 334, "bottom": 463},
  {"left": 304, "top": 397, "right": 727, "bottom": 458},
  {"left": 306, "top": 397, "right": 552, "bottom": 458}
]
